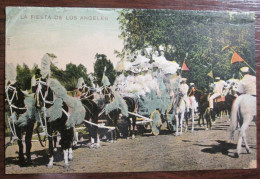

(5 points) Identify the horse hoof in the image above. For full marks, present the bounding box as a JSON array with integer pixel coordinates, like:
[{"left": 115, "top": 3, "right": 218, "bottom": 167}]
[
  {"left": 47, "top": 164, "right": 53, "bottom": 169},
  {"left": 95, "top": 143, "right": 101, "bottom": 148},
  {"left": 26, "top": 159, "right": 33, "bottom": 166},
  {"left": 234, "top": 152, "right": 239, "bottom": 158},
  {"left": 19, "top": 161, "right": 26, "bottom": 167},
  {"left": 132, "top": 135, "right": 135, "bottom": 139},
  {"left": 64, "top": 163, "right": 70, "bottom": 170},
  {"left": 89, "top": 143, "right": 95, "bottom": 149},
  {"left": 246, "top": 149, "right": 252, "bottom": 154},
  {"left": 69, "top": 156, "right": 74, "bottom": 161}
]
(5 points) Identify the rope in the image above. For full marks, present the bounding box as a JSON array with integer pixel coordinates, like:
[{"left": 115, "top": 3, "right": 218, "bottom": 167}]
[
  {"left": 5, "top": 85, "right": 26, "bottom": 140},
  {"left": 83, "top": 120, "right": 115, "bottom": 130}
]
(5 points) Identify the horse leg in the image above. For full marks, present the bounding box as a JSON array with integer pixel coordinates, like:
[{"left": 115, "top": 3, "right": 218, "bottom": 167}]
[
  {"left": 235, "top": 116, "right": 252, "bottom": 157},
  {"left": 25, "top": 122, "right": 34, "bottom": 165},
  {"left": 242, "top": 134, "right": 251, "bottom": 154},
  {"left": 198, "top": 114, "right": 201, "bottom": 127},
  {"left": 47, "top": 127, "right": 54, "bottom": 168},
  {"left": 132, "top": 116, "right": 136, "bottom": 139},
  {"left": 211, "top": 109, "right": 216, "bottom": 124},
  {"left": 53, "top": 134, "right": 58, "bottom": 151},
  {"left": 72, "top": 128, "right": 78, "bottom": 147},
  {"left": 180, "top": 112, "right": 184, "bottom": 135},
  {"left": 191, "top": 108, "right": 194, "bottom": 132},
  {"left": 185, "top": 111, "right": 188, "bottom": 133},
  {"left": 68, "top": 147, "right": 74, "bottom": 161},
  {"left": 16, "top": 126, "right": 26, "bottom": 167},
  {"left": 175, "top": 114, "right": 179, "bottom": 136},
  {"left": 60, "top": 127, "right": 74, "bottom": 169}
]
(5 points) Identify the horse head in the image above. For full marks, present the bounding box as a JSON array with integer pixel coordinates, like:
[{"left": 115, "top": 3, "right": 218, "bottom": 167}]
[
  {"left": 102, "top": 86, "right": 114, "bottom": 104},
  {"left": 5, "top": 82, "right": 26, "bottom": 114},
  {"left": 33, "top": 78, "right": 54, "bottom": 108},
  {"left": 224, "top": 79, "right": 239, "bottom": 96}
]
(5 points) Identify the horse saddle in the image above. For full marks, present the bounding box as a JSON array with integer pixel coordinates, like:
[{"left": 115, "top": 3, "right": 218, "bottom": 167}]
[{"left": 214, "top": 96, "right": 225, "bottom": 102}]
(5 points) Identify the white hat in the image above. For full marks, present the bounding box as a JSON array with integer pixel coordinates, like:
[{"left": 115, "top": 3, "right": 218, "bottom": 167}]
[
  {"left": 190, "top": 83, "right": 194, "bottom": 86},
  {"left": 215, "top": 77, "right": 220, "bottom": 80},
  {"left": 240, "top": 67, "right": 249, "bottom": 73},
  {"left": 181, "top": 78, "right": 187, "bottom": 82}
]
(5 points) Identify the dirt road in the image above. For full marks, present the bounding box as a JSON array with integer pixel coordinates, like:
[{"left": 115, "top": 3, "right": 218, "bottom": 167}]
[{"left": 5, "top": 116, "right": 257, "bottom": 174}]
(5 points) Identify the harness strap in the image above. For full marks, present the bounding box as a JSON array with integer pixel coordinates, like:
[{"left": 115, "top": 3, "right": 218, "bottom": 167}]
[
  {"left": 83, "top": 120, "right": 115, "bottom": 130},
  {"left": 5, "top": 85, "right": 27, "bottom": 139}
]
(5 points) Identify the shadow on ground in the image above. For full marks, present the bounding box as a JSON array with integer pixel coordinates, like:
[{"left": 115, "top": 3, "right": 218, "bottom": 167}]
[{"left": 194, "top": 140, "right": 238, "bottom": 158}]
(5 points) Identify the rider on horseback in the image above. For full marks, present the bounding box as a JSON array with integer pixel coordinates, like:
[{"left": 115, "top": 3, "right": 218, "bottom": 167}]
[
  {"left": 178, "top": 78, "right": 190, "bottom": 112},
  {"left": 237, "top": 67, "right": 256, "bottom": 96},
  {"left": 188, "top": 83, "right": 198, "bottom": 112},
  {"left": 209, "top": 77, "right": 226, "bottom": 110}
]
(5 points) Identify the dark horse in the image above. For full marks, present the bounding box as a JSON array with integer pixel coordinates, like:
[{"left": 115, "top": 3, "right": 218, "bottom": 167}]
[
  {"left": 194, "top": 86, "right": 236, "bottom": 130},
  {"left": 33, "top": 78, "right": 74, "bottom": 169},
  {"left": 5, "top": 82, "right": 35, "bottom": 166},
  {"left": 76, "top": 82, "right": 101, "bottom": 148},
  {"left": 194, "top": 89, "right": 209, "bottom": 127},
  {"left": 101, "top": 86, "right": 121, "bottom": 142},
  {"left": 194, "top": 89, "right": 216, "bottom": 129},
  {"left": 120, "top": 96, "right": 137, "bottom": 139}
]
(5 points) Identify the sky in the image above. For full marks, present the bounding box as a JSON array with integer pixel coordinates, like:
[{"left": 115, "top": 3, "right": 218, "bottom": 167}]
[{"left": 6, "top": 7, "right": 124, "bottom": 73}]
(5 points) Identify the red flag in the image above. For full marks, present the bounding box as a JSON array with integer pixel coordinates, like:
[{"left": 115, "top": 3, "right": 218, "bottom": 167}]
[
  {"left": 231, "top": 52, "right": 245, "bottom": 64},
  {"left": 182, "top": 62, "right": 189, "bottom": 71}
]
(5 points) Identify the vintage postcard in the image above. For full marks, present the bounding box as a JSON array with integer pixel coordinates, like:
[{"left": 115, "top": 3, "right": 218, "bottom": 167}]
[{"left": 5, "top": 7, "right": 256, "bottom": 174}]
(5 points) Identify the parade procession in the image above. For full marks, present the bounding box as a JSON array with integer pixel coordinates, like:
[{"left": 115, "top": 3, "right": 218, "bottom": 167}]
[{"left": 5, "top": 7, "right": 257, "bottom": 173}]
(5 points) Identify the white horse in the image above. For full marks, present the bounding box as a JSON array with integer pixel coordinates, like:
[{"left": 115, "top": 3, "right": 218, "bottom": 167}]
[
  {"left": 175, "top": 96, "right": 198, "bottom": 136},
  {"left": 230, "top": 94, "right": 256, "bottom": 158}
]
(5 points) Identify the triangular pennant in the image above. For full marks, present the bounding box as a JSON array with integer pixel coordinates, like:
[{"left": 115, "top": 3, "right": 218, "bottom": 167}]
[
  {"left": 182, "top": 62, "right": 189, "bottom": 71},
  {"left": 231, "top": 52, "right": 245, "bottom": 64}
]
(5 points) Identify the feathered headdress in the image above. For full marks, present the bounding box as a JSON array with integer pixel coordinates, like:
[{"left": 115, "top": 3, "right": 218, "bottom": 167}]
[
  {"left": 5, "top": 63, "right": 17, "bottom": 85},
  {"left": 41, "top": 53, "right": 56, "bottom": 78}
]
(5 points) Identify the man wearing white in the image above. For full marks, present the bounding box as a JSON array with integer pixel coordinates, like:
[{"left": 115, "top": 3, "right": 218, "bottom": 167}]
[
  {"left": 209, "top": 77, "right": 226, "bottom": 109},
  {"left": 179, "top": 78, "right": 190, "bottom": 110},
  {"left": 238, "top": 67, "right": 256, "bottom": 96}
]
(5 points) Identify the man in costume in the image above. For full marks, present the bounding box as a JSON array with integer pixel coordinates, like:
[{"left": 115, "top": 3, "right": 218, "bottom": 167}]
[
  {"left": 237, "top": 67, "right": 256, "bottom": 96},
  {"left": 209, "top": 77, "right": 226, "bottom": 109},
  {"left": 179, "top": 78, "right": 190, "bottom": 110}
]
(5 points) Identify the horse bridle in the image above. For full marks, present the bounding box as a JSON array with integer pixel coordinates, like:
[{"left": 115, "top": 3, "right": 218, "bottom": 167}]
[
  {"left": 35, "top": 79, "right": 55, "bottom": 106},
  {"left": 35, "top": 80, "right": 55, "bottom": 139},
  {"left": 5, "top": 84, "right": 26, "bottom": 141},
  {"left": 79, "top": 83, "right": 95, "bottom": 100},
  {"left": 35, "top": 79, "right": 70, "bottom": 139}
]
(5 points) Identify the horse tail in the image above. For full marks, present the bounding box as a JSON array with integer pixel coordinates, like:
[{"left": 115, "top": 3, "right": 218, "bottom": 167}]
[{"left": 230, "top": 96, "right": 242, "bottom": 140}]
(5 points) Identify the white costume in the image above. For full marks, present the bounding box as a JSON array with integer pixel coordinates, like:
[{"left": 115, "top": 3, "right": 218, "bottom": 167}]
[
  {"left": 238, "top": 74, "right": 256, "bottom": 95},
  {"left": 209, "top": 78, "right": 226, "bottom": 108},
  {"left": 179, "top": 80, "right": 190, "bottom": 109}
]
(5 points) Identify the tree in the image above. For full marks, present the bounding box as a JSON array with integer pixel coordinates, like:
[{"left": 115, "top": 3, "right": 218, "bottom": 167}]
[
  {"left": 117, "top": 10, "right": 255, "bottom": 91},
  {"left": 93, "top": 54, "right": 117, "bottom": 86},
  {"left": 16, "top": 63, "right": 32, "bottom": 90},
  {"left": 51, "top": 63, "right": 91, "bottom": 91}
]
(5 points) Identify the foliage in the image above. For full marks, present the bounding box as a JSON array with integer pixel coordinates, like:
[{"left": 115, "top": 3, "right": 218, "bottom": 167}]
[
  {"left": 51, "top": 63, "right": 91, "bottom": 91},
  {"left": 93, "top": 53, "right": 117, "bottom": 86},
  {"left": 16, "top": 63, "right": 32, "bottom": 90},
  {"left": 117, "top": 10, "right": 255, "bottom": 91},
  {"left": 14, "top": 61, "right": 91, "bottom": 92}
]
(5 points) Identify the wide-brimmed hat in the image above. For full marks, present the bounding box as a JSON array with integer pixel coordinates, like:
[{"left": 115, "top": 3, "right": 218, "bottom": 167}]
[{"left": 240, "top": 66, "right": 249, "bottom": 73}]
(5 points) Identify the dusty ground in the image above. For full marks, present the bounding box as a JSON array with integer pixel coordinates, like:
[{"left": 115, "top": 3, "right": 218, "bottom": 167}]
[{"left": 5, "top": 116, "right": 257, "bottom": 174}]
